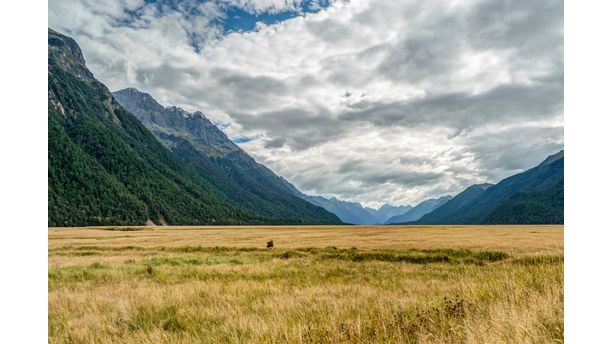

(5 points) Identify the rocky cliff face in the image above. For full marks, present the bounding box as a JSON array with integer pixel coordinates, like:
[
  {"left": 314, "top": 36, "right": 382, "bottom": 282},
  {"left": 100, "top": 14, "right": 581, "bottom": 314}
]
[
  {"left": 113, "top": 88, "right": 239, "bottom": 157},
  {"left": 48, "top": 28, "right": 94, "bottom": 81},
  {"left": 112, "top": 87, "right": 342, "bottom": 224}
]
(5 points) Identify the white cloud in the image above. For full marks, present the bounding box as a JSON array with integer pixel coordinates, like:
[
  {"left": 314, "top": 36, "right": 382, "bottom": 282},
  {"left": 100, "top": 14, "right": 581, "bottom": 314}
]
[
  {"left": 219, "top": 0, "right": 305, "bottom": 14},
  {"left": 49, "top": 0, "right": 564, "bottom": 208}
]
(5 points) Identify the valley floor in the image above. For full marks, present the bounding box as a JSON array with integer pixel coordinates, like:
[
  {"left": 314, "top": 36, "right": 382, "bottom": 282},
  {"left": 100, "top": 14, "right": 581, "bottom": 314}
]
[{"left": 49, "top": 225, "right": 563, "bottom": 343}]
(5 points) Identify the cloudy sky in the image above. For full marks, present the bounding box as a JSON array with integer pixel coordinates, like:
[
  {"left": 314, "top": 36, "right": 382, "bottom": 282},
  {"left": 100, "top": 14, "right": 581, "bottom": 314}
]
[{"left": 49, "top": 0, "right": 563, "bottom": 208}]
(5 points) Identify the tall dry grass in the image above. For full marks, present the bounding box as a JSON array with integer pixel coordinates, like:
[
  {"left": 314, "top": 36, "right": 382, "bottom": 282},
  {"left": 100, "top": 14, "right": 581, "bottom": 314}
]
[{"left": 49, "top": 226, "right": 563, "bottom": 343}]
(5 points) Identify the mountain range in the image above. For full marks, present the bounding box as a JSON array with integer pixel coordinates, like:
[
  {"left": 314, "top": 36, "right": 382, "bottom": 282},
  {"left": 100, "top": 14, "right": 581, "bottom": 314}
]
[
  {"left": 48, "top": 28, "right": 340, "bottom": 226},
  {"left": 112, "top": 88, "right": 341, "bottom": 225},
  {"left": 385, "top": 196, "right": 453, "bottom": 224},
  {"left": 411, "top": 151, "right": 564, "bottom": 225},
  {"left": 48, "top": 28, "right": 563, "bottom": 226},
  {"left": 296, "top": 196, "right": 412, "bottom": 225}
]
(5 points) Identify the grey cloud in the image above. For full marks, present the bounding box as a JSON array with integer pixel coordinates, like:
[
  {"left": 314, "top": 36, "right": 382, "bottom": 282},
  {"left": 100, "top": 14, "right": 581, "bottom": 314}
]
[
  {"left": 459, "top": 125, "right": 564, "bottom": 181},
  {"left": 305, "top": 17, "right": 352, "bottom": 43},
  {"left": 318, "top": 44, "right": 388, "bottom": 88},
  {"left": 231, "top": 107, "right": 347, "bottom": 150},
  {"left": 50, "top": 0, "right": 563, "bottom": 207},
  {"left": 212, "top": 68, "right": 287, "bottom": 94},
  {"left": 203, "top": 68, "right": 291, "bottom": 111},
  {"left": 263, "top": 137, "right": 286, "bottom": 148},
  {"left": 467, "top": 0, "right": 563, "bottom": 52},
  {"left": 376, "top": 34, "right": 464, "bottom": 84},
  {"left": 357, "top": 170, "right": 444, "bottom": 187},
  {"left": 322, "top": 157, "right": 446, "bottom": 195},
  {"left": 341, "top": 81, "right": 562, "bottom": 131},
  {"left": 136, "top": 63, "right": 203, "bottom": 89}
]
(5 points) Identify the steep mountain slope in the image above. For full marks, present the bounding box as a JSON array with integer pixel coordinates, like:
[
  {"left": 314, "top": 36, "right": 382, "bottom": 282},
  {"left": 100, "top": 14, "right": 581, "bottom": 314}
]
[
  {"left": 483, "top": 182, "right": 563, "bottom": 224},
  {"left": 415, "top": 151, "right": 564, "bottom": 224},
  {"left": 410, "top": 184, "right": 493, "bottom": 224},
  {"left": 538, "top": 150, "right": 564, "bottom": 166},
  {"left": 386, "top": 196, "right": 453, "bottom": 224},
  {"left": 48, "top": 28, "right": 339, "bottom": 226},
  {"left": 112, "top": 88, "right": 341, "bottom": 224}
]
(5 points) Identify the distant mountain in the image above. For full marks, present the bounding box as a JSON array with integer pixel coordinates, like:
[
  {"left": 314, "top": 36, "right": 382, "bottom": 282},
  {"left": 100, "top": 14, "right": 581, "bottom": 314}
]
[
  {"left": 414, "top": 151, "right": 564, "bottom": 224},
  {"left": 410, "top": 184, "right": 493, "bottom": 224},
  {"left": 113, "top": 88, "right": 341, "bottom": 225},
  {"left": 301, "top": 196, "right": 377, "bottom": 224},
  {"left": 275, "top": 181, "right": 412, "bottom": 224},
  {"left": 483, "top": 181, "right": 563, "bottom": 224},
  {"left": 48, "top": 28, "right": 340, "bottom": 226},
  {"left": 538, "top": 150, "right": 564, "bottom": 166},
  {"left": 386, "top": 196, "right": 453, "bottom": 224},
  {"left": 370, "top": 204, "right": 413, "bottom": 223}
]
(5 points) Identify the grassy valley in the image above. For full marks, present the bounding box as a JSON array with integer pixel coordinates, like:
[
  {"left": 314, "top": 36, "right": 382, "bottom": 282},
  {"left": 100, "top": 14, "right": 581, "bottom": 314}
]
[{"left": 49, "top": 225, "right": 563, "bottom": 343}]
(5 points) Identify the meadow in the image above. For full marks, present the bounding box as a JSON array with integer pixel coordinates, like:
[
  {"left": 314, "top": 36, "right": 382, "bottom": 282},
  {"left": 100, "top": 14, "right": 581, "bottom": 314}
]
[{"left": 48, "top": 225, "right": 563, "bottom": 343}]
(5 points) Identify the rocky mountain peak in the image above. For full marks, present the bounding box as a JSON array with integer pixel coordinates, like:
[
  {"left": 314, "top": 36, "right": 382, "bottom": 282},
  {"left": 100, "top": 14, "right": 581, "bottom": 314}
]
[
  {"left": 113, "top": 89, "right": 240, "bottom": 157},
  {"left": 471, "top": 183, "right": 494, "bottom": 190},
  {"left": 539, "top": 150, "right": 564, "bottom": 166},
  {"left": 113, "top": 88, "right": 165, "bottom": 113},
  {"left": 48, "top": 28, "right": 93, "bottom": 80}
]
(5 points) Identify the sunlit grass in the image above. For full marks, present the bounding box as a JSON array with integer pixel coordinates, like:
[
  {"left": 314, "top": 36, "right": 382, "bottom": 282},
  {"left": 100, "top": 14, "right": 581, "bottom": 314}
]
[{"left": 49, "top": 225, "right": 563, "bottom": 343}]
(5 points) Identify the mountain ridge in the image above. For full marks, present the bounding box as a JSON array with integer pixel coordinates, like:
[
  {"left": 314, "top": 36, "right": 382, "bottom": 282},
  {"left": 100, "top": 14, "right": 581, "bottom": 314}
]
[
  {"left": 402, "top": 183, "right": 493, "bottom": 225},
  {"left": 48, "top": 28, "right": 340, "bottom": 226},
  {"left": 113, "top": 87, "right": 342, "bottom": 224},
  {"left": 301, "top": 196, "right": 413, "bottom": 225},
  {"left": 385, "top": 196, "right": 453, "bottom": 224},
  {"left": 483, "top": 181, "right": 563, "bottom": 224},
  {"left": 414, "top": 151, "right": 564, "bottom": 224}
]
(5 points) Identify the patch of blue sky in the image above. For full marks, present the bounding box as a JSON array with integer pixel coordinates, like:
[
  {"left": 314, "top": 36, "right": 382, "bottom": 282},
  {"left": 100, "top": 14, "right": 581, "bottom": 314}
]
[
  {"left": 222, "top": 0, "right": 331, "bottom": 33},
  {"left": 231, "top": 135, "right": 262, "bottom": 144},
  {"left": 123, "top": 1, "right": 331, "bottom": 32},
  {"left": 115, "top": 1, "right": 332, "bottom": 51}
]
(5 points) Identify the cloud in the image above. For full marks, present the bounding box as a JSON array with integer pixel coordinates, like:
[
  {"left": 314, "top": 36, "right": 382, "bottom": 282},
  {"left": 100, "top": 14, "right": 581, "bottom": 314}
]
[
  {"left": 219, "top": 0, "right": 306, "bottom": 14},
  {"left": 341, "top": 80, "right": 563, "bottom": 131},
  {"left": 49, "top": 0, "right": 563, "bottom": 207}
]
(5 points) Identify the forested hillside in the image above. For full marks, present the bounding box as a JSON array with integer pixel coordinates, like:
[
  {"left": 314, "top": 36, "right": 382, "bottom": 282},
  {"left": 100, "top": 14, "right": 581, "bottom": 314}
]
[
  {"left": 414, "top": 152, "right": 564, "bottom": 225},
  {"left": 48, "top": 28, "right": 340, "bottom": 226},
  {"left": 113, "top": 88, "right": 342, "bottom": 224}
]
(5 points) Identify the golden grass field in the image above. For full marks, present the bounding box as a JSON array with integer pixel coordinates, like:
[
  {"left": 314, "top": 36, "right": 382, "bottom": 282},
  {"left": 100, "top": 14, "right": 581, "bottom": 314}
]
[{"left": 49, "top": 225, "right": 563, "bottom": 343}]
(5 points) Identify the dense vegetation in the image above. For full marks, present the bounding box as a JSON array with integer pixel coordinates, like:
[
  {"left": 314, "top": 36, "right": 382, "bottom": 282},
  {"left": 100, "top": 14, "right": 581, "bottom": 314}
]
[
  {"left": 385, "top": 196, "right": 452, "bottom": 224},
  {"left": 484, "top": 182, "right": 564, "bottom": 224},
  {"left": 414, "top": 157, "right": 564, "bottom": 225},
  {"left": 48, "top": 29, "right": 340, "bottom": 226},
  {"left": 112, "top": 88, "right": 342, "bottom": 225}
]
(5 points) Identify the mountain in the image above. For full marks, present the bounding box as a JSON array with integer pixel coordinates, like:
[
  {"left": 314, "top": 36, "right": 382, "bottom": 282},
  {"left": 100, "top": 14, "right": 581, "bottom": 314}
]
[
  {"left": 538, "top": 150, "right": 564, "bottom": 166},
  {"left": 483, "top": 181, "right": 563, "bottom": 224},
  {"left": 301, "top": 196, "right": 378, "bottom": 224},
  {"left": 112, "top": 88, "right": 341, "bottom": 225},
  {"left": 370, "top": 204, "right": 413, "bottom": 223},
  {"left": 112, "top": 89, "right": 237, "bottom": 157},
  {"left": 48, "top": 28, "right": 340, "bottom": 226},
  {"left": 293, "top": 196, "right": 409, "bottom": 224},
  {"left": 274, "top": 180, "right": 412, "bottom": 224},
  {"left": 386, "top": 196, "right": 453, "bottom": 224},
  {"left": 408, "top": 183, "right": 493, "bottom": 224},
  {"left": 414, "top": 151, "right": 564, "bottom": 224}
]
